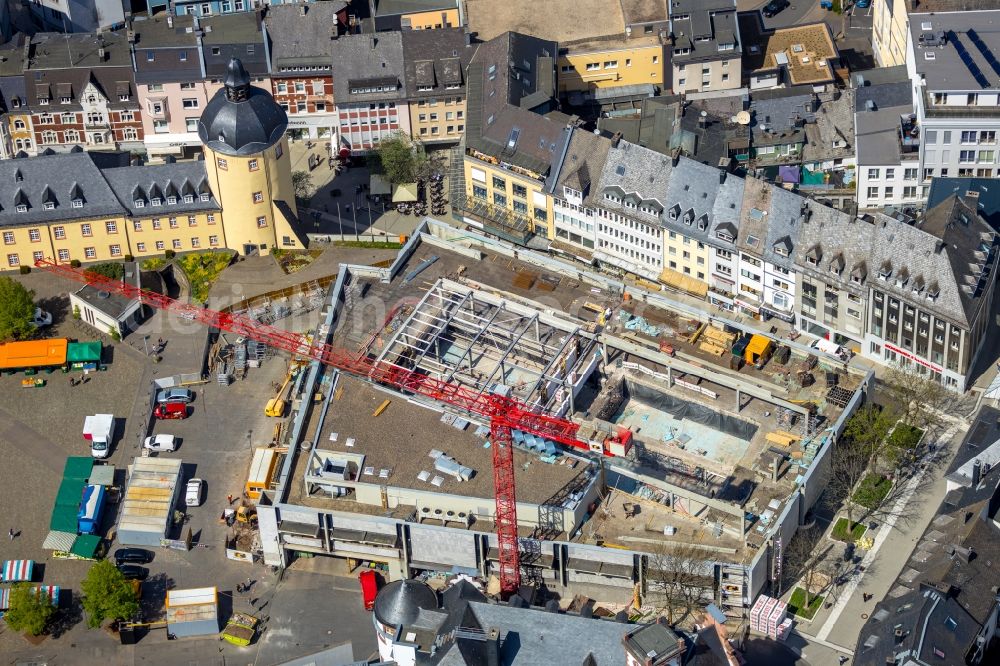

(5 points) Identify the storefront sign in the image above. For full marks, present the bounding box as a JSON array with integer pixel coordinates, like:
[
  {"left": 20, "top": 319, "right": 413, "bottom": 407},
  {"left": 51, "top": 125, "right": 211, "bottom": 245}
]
[{"left": 884, "top": 343, "right": 942, "bottom": 373}]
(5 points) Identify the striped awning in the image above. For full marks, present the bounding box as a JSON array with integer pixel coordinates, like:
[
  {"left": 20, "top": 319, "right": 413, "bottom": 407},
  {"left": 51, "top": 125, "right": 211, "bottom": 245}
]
[
  {"left": 1, "top": 559, "right": 33, "bottom": 582},
  {"left": 43, "top": 530, "right": 77, "bottom": 552},
  {"left": 0, "top": 586, "right": 59, "bottom": 610}
]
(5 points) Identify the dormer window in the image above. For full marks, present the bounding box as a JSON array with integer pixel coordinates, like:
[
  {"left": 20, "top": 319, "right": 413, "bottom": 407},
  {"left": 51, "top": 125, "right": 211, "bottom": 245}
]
[
  {"left": 151, "top": 197, "right": 161, "bottom": 207},
  {"left": 38, "top": 97, "right": 49, "bottom": 105},
  {"left": 43, "top": 202, "right": 54, "bottom": 210},
  {"left": 774, "top": 246, "right": 788, "bottom": 257},
  {"left": 72, "top": 199, "right": 83, "bottom": 208},
  {"left": 717, "top": 231, "right": 734, "bottom": 242},
  {"left": 11, "top": 97, "right": 20, "bottom": 108},
  {"left": 60, "top": 96, "right": 72, "bottom": 104},
  {"left": 119, "top": 93, "right": 130, "bottom": 102},
  {"left": 879, "top": 262, "right": 892, "bottom": 279},
  {"left": 167, "top": 196, "right": 177, "bottom": 205},
  {"left": 135, "top": 199, "right": 144, "bottom": 208},
  {"left": 200, "top": 193, "right": 210, "bottom": 202},
  {"left": 15, "top": 204, "right": 26, "bottom": 213},
  {"left": 184, "top": 194, "right": 194, "bottom": 204}
]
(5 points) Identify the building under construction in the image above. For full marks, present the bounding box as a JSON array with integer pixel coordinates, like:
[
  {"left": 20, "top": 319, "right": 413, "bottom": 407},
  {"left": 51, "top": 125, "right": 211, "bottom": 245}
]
[{"left": 252, "top": 219, "right": 869, "bottom": 625}]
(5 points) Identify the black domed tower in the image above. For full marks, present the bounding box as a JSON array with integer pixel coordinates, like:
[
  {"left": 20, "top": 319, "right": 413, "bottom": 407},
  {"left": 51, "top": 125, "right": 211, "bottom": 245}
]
[{"left": 198, "top": 58, "right": 298, "bottom": 255}]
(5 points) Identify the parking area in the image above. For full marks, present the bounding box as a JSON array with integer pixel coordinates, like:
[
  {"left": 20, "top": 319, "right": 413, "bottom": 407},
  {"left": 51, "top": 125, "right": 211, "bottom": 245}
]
[{"left": 0, "top": 258, "right": 382, "bottom": 660}]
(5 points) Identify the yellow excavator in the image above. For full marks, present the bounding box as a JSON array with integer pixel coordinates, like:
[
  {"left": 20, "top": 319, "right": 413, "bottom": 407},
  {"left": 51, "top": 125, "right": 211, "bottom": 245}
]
[{"left": 265, "top": 362, "right": 303, "bottom": 417}]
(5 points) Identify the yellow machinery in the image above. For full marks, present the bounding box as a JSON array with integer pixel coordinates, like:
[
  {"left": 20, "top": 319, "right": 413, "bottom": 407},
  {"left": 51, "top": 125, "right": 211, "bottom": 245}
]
[{"left": 265, "top": 362, "right": 303, "bottom": 417}]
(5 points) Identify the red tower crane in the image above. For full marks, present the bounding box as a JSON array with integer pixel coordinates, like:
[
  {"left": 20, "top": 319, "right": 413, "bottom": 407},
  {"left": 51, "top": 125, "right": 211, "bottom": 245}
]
[{"left": 36, "top": 259, "right": 627, "bottom": 596}]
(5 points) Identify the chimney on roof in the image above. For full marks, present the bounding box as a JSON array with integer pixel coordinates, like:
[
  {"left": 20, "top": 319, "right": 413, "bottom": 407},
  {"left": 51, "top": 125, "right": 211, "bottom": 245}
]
[
  {"left": 720, "top": 170, "right": 727, "bottom": 184},
  {"left": 167, "top": 13, "right": 173, "bottom": 28},
  {"left": 771, "top": 456, "right": 780, "bottom": 483},
  {"left": 894, "top": 627, "right": 906, "bottom": 644},
  {"left": 671, "top": 147, "right": 681, "bottom": 167},
  {"left": 465, "top": 32, "right": 472, "bottom": 46},
  {"left": 698, "top": 110, "right": 708, "bottom": 128},
  {"left": 973, "top": 459, "right": 982, "bottom": 487}
]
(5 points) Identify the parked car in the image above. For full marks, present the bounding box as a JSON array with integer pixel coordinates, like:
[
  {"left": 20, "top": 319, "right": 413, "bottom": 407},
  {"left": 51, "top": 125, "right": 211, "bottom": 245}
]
[
  {"left": 763, "top": 0, "right": 788, "bottom": 17},
  {"left": 30, "top": 307, "right": 52, "bottom": 328},
  {"left": 155, "top": 388, "right": 193, "bottom": 404},
  {"left": 153, "top": 402, "right": 188, "bottom": 420},
  {"left": 185, "top": 479, "right": 204, "bottom": 507},
  {"left": 855, "top": 0, "right": 871, "bottom": 7},
  {"left": 114, "top": 548, "right": 154, "bottom": 566},
  {"left": 143, "top": 434, "right": 178, "bottom": 452},
  {"left": 117, "top": 564, "right": 149, "bottom": 581}
]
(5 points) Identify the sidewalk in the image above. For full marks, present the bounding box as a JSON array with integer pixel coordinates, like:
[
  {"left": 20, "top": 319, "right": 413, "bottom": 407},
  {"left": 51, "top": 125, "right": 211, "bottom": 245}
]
[{"left": 790, "top": 416, "right": 966, "bottom": 648}]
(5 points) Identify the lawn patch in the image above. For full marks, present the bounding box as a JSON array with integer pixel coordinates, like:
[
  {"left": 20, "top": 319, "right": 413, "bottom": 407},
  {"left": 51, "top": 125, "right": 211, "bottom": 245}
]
[
  {"left": 853, "top": 474, "right": 893, "bottom": 511},
  {"left": 175, "top": 251, "right": 234, "bottom": 303},
  {"left": 333, "top": 240, "right": 403, "bottom": 249},
  {"left": 889, "top": 424, "right": 924, "bottom": 451},
  {"left": 272, "top": 249, "right": 323, "bottom": 275},
  {"left": 788, "top": 587, "right": 824, "bottom": 620},
  {"left": 832, "top": 517, "right": 867, "bottom": 542}
]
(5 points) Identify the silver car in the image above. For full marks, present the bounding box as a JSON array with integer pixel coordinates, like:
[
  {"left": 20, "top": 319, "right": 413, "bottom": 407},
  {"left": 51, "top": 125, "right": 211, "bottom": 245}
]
[{"left": 155, "top": 388, "right": 193, "bottom": 404}]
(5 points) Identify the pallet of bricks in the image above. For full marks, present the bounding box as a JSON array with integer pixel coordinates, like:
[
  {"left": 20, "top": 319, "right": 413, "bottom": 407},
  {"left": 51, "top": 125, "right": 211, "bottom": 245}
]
[
  {"left": 749, "top": 595, "right": 788, "bottom": 639},
  {"left": 698, "top": 325, "right": 736, "bottom": 357}
]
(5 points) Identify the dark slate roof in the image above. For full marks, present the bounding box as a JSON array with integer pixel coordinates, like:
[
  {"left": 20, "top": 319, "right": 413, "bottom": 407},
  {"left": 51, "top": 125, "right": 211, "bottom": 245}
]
[
  {"left": 198, "top": 58, "right": 288, "bottom": 156},
  {"left": 928, "top": 177, "right": 1000, "bottom": 232},
  {"left": 131, "top": 15, "right": 203, "bottom": 85},
  {"left": 670, "top": 0, "right": 740, "bottom": 64},
  {"left": 947, "top": 406, "right": 1000, "bottom": 478},
  {"left": 0, "top": 153, "right": 126, "bottom": 227},
  {"left": 623, "top": 622, "right": 683, "bottom": 662},
  {"left": 855, "top": 587, "right": 980, "bottom": 666},
  {"left": 794, "top": 202, "right": 872, "bottom": 297},
  {"left": 27, "top": 31, "right": 133, "bottom": 69},
  {"left": 373, "top": 579, "right": 439, "bottom": 629},
  {"left": 750, "top": 87, "right": 813, "bottom": 148},
  {"left": 130, "top": 14, "right": 199, "bottom": 49},
  {"left": 549, "top": 126, "right": 612, "bottom": 203},
  {"left": 101, "top": 163, "right": 219, "bottom": 215},
  {"left": 200, "top": 11, "right": 270, "bottom": 78},
  {"left": 466, "top": 31, "right": 565, "bottom": 175},
  {"left": 911, "top": 195, "right": 998, "bottom": 327},
  {"left": 736, "top": 176, "right": 801, "bottom": 269},
  {"left": 400, "top": 28, "right": 476, "bottom": 100},
  {"left": 265, "top": 2, "right": 346, "bottom": 68},
  {"left": 854, "top": 81, "right": 912, "bottom": 112},
  {"left": 329, "top": 32, "right": 406, "bottom": 104}
]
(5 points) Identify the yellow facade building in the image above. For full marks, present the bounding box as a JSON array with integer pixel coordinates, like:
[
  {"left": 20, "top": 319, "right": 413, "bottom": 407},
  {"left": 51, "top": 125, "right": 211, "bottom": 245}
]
[
  {"left": 872, "top": 0, "right": 910, "bottom": 68},
  {"left": 197, "top": 59, "right": 301, "bottom": 256},
  {"left": 558, "top": 39, "right": 666, "bottom": 94},
  {"left": 0, "top": 58, "right": 306, "bottom": 273}
]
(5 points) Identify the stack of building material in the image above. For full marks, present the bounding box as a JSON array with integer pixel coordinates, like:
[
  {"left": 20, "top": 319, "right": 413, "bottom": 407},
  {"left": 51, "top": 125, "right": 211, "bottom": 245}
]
[
  {"left": 775, "top": 617, "right": 793, "bottom": 641},
  {"left": 749, "top": 595, "right": 775, "bottom": 633},
  {"left": 512, "top": 271, "right": 537, "bottom": 290},
  {"left": 765, "top": 600, "right": 788, "bottom": 638},
  {"left": 699, "top": 326, "right": 737, "bottom": 356}
]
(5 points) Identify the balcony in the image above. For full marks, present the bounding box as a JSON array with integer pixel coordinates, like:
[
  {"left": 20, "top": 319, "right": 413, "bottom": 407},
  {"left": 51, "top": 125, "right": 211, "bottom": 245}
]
[
  {"left": 899, "top": 114, "right": 920, "bottom": 153},
  {"left": 922, "top": 89, "right": 1000, "bottom": 118},
  {"left": 454, "top": 193, "right": 534, "bottom": 245}
]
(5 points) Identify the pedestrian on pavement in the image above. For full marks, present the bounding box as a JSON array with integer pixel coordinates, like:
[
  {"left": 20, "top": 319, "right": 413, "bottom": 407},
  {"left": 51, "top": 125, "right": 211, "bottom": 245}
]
[
  {"left": 246, "top": 577, "right": 253, "bottom": 589},
  {"left": 227, "top": 494, "right": 234, "bottom": 505},
  {"left": 236, "top": 583, "right": 244, "bottom": 594},
  {"left": 8, "top": 528, "right": 13, "bottom": 540}
]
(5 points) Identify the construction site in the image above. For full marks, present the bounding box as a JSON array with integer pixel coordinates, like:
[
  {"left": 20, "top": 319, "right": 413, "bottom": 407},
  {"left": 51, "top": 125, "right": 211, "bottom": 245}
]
[
  {"left": 31, "top": 218, "right": 867, "bottom": 624},
  {"left": 239, "top": 219, "right": 870, "bottom": 622}
]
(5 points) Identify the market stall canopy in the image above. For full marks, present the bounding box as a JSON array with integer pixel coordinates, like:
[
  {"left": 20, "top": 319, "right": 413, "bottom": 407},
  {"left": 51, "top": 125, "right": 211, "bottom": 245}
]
[{"left": 392, "top": 183, "right": 419, "bottom": 203}]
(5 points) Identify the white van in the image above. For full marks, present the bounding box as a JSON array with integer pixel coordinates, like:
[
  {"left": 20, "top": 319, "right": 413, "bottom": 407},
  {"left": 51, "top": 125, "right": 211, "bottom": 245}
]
[{"left": 143, "top": 434, "right": 178, "bottom": 452}]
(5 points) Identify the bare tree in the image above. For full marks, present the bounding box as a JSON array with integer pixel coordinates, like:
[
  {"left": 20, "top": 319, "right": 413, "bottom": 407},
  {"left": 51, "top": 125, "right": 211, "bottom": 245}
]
[
  {"left": 842, "top": 403, "right": 897, "bottom": 470},
  {"left": 782, "top": 527, "right": 835, "bottom": 609},
  {"left": 827, "top": 434, "right": 871, "bottom": 528},
  {"left": 646, "top": 542, "right": 715, "bottom": 625},
  {"left": 881, "top": 363, "right": 959, "bottom": 430}
]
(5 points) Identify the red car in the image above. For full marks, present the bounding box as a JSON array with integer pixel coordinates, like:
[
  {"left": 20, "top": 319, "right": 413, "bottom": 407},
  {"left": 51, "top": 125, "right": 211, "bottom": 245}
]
[
  {"left": 153, "top": 402, "right": 188, "bottom": 420},
  {"left": 359, "top": 569, "right": 378, "bottom": 610}
]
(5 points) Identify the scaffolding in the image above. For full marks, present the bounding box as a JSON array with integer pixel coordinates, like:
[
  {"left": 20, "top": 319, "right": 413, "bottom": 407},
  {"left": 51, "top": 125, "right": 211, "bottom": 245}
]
[{"left": 372, "top": 279, "right": 597, "bottom": 412}]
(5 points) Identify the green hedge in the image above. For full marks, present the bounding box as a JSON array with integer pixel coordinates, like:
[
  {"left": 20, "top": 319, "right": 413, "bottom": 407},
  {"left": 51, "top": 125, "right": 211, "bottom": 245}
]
[{"left": 853, "top": 474, "right": 893, "bottom": 510}]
